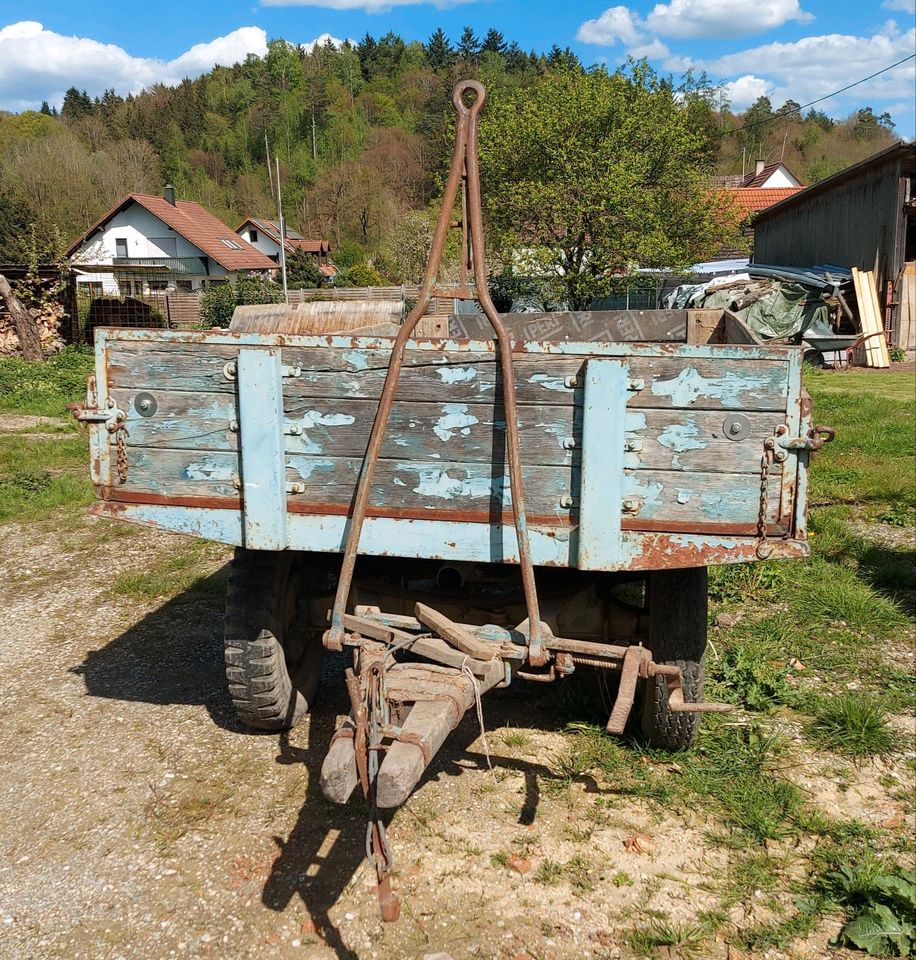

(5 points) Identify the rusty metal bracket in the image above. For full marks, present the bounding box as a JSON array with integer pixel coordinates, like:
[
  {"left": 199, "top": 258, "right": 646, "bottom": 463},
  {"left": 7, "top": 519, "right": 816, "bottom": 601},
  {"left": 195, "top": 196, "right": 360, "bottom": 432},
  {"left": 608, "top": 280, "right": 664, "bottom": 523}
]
[
  {"left": 323, "top": 79, "right": 547, "bottom": 667},
  {"left": 775, "top": 424, "right": 835, "bottom": 453}
]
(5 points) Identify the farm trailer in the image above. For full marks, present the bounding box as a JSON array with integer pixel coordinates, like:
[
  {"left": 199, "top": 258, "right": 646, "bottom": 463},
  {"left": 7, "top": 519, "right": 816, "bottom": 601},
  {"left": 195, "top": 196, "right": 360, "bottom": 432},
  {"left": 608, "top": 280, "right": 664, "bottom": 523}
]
[{"left": 73, "top": 81, "right": 832, "bottom": 920}]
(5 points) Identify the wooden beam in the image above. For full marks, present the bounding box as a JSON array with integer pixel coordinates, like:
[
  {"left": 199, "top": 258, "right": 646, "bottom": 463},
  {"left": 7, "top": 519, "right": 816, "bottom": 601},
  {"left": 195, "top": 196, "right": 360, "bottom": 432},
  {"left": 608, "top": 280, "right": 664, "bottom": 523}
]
[{"left": 414, "top": 602, "right": 498, "bottom": 661}]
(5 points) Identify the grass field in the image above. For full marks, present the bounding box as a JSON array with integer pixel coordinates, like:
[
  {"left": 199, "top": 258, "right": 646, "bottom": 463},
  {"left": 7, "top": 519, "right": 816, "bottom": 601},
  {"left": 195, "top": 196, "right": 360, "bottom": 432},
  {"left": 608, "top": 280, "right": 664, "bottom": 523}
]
[{"left": 0, "top": 349, "right": 913, "bottom": 958}]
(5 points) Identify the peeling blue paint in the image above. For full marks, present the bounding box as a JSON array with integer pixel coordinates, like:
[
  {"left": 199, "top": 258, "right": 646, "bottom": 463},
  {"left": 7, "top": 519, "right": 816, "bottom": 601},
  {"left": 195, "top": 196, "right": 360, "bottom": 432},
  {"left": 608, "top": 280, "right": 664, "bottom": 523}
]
[
  {"left": 436, "top": 366, "right": 477, "bottom": 384},
  {"left": 433, "top": 403, "right": 479, "bottom": 441},
  {"left": 657, "top": 421, "right": 705, "bottom": 454}
]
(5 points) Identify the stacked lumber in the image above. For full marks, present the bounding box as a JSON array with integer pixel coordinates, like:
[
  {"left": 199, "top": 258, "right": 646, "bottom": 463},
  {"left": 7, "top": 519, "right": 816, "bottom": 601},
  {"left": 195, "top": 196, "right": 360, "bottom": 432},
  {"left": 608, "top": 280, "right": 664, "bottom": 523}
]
[
  {"left": 899, "top": 262, "right": 916, "bottom": 353},
  {"left": 851, "top": 268, "right": 890, "bottom": 368}
]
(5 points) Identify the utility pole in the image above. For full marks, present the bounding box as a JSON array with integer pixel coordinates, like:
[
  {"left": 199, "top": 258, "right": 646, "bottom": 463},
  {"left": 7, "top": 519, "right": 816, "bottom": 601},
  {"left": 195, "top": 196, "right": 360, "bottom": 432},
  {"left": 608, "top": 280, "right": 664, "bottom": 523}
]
[{"left": 276, "top": 157, "right": 288, "bottom": 303}]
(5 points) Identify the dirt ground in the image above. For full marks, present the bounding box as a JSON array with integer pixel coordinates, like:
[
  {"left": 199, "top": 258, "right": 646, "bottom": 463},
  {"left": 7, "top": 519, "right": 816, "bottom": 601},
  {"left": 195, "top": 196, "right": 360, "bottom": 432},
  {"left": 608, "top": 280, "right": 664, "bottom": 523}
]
[{"left": 0, "top": 510, "right": 911, "bottom": 960}]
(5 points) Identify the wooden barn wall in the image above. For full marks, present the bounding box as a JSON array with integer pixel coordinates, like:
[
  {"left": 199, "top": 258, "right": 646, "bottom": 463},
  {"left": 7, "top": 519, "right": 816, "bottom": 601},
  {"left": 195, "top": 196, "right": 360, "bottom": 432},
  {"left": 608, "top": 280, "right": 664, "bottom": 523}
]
[{"left": 753, "top": 158, "right": 904, "bottom": 329}]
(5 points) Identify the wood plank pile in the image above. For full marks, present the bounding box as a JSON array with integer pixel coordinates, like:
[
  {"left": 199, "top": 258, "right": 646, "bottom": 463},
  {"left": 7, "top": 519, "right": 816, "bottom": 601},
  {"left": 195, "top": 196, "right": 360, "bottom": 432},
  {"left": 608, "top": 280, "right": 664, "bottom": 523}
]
[
  {"left": 898, "top": 262, "right": 916, "bottom": 353},
  {"left": 851, "top": 267, "right": 890, "bottom": 368}
]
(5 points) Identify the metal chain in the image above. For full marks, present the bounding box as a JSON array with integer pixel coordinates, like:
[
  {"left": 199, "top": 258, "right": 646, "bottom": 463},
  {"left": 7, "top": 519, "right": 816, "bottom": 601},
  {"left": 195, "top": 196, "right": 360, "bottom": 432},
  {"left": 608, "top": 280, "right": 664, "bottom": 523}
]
[
  {"left": 109, "top": 417, "right": 129, "bottom": 484},
  {"left": 756, "top": 438, "right": 775, "bottom": 559}
]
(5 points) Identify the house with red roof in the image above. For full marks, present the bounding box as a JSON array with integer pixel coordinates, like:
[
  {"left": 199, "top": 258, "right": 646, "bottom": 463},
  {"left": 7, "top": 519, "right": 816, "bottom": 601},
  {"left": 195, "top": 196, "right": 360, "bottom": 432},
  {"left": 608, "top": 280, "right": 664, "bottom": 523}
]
[
  {"left": 67, "top": 187, "right": 277, "bottom": 297},
  {"left": 235, "top": 217, "right": 336, "bottom": 279}
]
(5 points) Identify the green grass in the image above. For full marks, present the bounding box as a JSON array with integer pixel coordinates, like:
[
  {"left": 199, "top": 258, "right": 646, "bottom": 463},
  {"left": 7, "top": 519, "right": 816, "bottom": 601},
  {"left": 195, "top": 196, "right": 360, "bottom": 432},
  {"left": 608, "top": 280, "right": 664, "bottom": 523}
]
[
  {"left": 0, "top": 347, "right": 94, "bottom": 417},
  {"left": 113, "top": 539, "right": 227, "bottom": 601},
  {"left": 807, "top": 695, "right": 896, "bottom": 758},
  {"left": 0, "top": 433, "right": 93, "bottom": 522},
  {"left": 804, "top": 370, "right": 915, "bottom": 508}
]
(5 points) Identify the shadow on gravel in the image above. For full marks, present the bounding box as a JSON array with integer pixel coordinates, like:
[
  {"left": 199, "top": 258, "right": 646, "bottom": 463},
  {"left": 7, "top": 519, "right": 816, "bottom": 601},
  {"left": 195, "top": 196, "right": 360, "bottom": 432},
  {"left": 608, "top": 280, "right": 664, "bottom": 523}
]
[
  {"left": 262, "top": 680, "right": 603, "bottom": 958},
  {"left": 72, "top": 571, "right": 608, "bottom": 956},
  {"left": 71, "top": 566, "right": 245, "bottom": 731}
]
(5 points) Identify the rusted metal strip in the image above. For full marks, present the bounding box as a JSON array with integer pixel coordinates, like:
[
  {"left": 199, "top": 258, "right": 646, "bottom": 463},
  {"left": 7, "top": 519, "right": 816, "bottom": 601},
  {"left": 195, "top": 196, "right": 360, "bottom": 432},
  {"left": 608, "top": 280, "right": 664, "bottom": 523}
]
[{"left": 323, "top": 80, "right": 546, "bottom": 666}]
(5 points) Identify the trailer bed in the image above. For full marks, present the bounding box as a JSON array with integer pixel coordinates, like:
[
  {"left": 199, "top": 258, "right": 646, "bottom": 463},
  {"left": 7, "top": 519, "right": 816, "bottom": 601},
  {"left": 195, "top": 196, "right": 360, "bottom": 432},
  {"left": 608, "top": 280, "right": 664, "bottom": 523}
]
[{"left": 84, "top": 327, "right": 812, "bottom": 572}]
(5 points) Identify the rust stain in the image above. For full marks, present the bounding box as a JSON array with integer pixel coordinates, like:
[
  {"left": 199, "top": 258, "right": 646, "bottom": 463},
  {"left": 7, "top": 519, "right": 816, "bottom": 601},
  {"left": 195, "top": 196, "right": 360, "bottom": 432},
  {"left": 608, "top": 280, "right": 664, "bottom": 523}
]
[
  {"left": 629, "top": 533, "right": 807, "bottom": 570},
  {"left": 621, "top": 518, "right": 787, "bottom": 537}
]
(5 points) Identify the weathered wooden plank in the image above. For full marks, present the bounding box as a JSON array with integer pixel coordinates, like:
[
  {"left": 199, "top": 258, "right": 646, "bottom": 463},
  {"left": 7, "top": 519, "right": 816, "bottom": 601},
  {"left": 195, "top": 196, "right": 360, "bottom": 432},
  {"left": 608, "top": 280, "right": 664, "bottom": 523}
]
[
  {"left": 113, "top": 389, "right": 784, "bottom": 475},
  {"left": 108, "top": 341, "right": 789, "bottom": 411},
  {"left": 118, "top": 449, "right": 576, "bottom": 519},
  {"left": 116, "top": 446, "right": 781, "bottom": 528},
  {"left": 622, "top": 469, "right": 782, "bottom": 527},
  {"left": 447, "top": 309, "right": 687, "bottom": 342}
]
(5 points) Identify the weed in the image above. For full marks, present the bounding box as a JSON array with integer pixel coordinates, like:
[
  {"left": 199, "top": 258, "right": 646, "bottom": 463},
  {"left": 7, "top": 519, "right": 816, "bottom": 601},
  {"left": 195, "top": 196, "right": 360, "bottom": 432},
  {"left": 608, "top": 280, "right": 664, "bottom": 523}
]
[
  {"left": 499, "top": 725, "right": 531, "bottom": 749},
  {"left": 534, "top": 859, "right": 564, "bottom": 885},
  {"left": 877, "top": 500, "right": 916, "bottom": 526},
  {"left": 710, "top": 636, "right": 801, "bottom": 711},
  {"left": 612, "top": 870, "right": 633, "bottom": 887},
  {"left": 627, "top": 920, "right": 706, "bottom": 958},
  {"left": 821, "top": 862, "right": 916, "bottom": 956},
  {"left": 807, "top": 695, "right": 895, "bottom": 758}
]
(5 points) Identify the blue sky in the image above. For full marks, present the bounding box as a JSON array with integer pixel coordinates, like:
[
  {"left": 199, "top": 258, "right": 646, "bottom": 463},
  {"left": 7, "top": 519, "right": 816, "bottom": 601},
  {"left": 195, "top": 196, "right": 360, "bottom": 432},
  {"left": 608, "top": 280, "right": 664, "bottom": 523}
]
[{"left": 1, "top": 0, "right": 914, "bottom": 135}]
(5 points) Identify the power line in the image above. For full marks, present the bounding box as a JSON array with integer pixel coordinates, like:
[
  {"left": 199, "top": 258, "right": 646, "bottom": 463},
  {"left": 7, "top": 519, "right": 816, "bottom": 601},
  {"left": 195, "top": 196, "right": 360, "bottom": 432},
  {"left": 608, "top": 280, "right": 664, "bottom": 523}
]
[{"left": 722, "top": 53, "right": 916, "bottom": 137}]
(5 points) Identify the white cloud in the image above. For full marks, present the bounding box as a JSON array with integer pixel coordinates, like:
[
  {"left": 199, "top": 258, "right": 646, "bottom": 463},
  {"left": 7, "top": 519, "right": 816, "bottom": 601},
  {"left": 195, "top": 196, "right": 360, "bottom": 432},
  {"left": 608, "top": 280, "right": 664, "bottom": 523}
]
[
  {"left": 0, "top": 21, "right": 268, "bottom": 112},
  {"left": 647, "top": 0, "right": 812, "bottom": 39},
  {"left": 300, "top": 32, "right": 348, "bottom": 53},
  {"left": 262, "top": 0, "right": 471, "bottom": 10},
  {"left": 578, "top": 0, "right": 811, "bottom": 45},
  {"left": 576, "top": 6, "right": 643, "bottom": 45},
  {"left": 700, "top": 23, "right": 916, "bottom": 109},
  {"left": 882, "top": 0, "right": 915, "bottom": 11},
  {"left": 722, "top": 75, "right": 774, "bottom": 110}
]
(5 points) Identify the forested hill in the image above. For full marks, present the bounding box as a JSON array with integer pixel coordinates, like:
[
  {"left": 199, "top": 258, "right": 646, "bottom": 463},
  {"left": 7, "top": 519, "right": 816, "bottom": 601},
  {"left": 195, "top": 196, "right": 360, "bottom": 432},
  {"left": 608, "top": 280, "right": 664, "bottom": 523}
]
[{"left": 0, "top": 29, "right": 899, "bottom": 270}]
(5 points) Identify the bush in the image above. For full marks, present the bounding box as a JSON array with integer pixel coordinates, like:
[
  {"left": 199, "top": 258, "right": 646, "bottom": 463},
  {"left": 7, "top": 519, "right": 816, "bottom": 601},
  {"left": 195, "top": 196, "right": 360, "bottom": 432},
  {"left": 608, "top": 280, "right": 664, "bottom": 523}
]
[
  {"left": 334, "top": 263, "right": 385, "bottom": 288},
  {"left": 285, "top": 249, "right": 324, "bottom": 289},
  {"left": 200, "top": 274, "right": 283, "bottom": 328}
]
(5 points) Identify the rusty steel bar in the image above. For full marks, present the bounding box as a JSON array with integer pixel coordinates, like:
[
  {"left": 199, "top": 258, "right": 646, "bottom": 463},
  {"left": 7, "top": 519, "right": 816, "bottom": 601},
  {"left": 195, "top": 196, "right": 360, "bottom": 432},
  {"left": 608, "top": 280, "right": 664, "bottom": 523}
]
[{"left": 324, "top": 80, "right": 546, "bottom": 665}]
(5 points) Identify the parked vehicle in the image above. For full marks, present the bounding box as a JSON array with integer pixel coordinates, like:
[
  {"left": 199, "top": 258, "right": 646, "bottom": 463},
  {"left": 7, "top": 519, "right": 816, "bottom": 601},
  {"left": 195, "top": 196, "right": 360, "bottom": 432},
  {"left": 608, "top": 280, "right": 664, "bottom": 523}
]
[{"left": 74, "top": 81, "right": 832, "bottom": 920}]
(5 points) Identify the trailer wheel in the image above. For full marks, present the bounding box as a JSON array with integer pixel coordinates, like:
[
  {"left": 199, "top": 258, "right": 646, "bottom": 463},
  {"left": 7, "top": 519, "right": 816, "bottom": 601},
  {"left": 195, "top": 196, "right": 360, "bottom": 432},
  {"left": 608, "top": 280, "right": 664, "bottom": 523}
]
[
  {"left": 224, "top": 548, "right": 326, "bottom": 731},
  {"left": 641, "top": 566, "right": 707, "bottom": 752}
]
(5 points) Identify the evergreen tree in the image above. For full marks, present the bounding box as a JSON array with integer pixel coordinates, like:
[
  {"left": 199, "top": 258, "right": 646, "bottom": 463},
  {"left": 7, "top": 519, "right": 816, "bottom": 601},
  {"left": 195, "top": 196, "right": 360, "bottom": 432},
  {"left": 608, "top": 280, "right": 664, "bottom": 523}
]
[
  {"left": 481, "top": 28, "right": 507, "bottom": 56},
  {"left": 457, "top": 27, "right": 479, "bottom": 63},
  {"left": 39, "top": 101, "right": 52, "bottom": 116},
  {"left": 547, "top": 45, "right": 581, "bottom": 70},
  {"left": 357, "top": 34, "right": 378, "bottom": 81},
  {"left": 61, "top": 87, "right": 93, "bottom": 120},
  {"left": 425, "top": 28, "right": 455, "bottom": 71},
  {"left": 503, "top": 41, "right": 528, "bottom": 73}
]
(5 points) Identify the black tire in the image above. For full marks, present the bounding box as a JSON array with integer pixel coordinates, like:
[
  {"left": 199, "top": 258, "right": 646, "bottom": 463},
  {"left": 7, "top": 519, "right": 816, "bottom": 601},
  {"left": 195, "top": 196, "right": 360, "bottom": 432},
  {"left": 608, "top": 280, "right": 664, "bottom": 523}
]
[
  {"left": 224, "top": 548, "right": 326, "bottom": 731},
  {"left": 641, "top": 566, "right": 707, "bottom": 752}
]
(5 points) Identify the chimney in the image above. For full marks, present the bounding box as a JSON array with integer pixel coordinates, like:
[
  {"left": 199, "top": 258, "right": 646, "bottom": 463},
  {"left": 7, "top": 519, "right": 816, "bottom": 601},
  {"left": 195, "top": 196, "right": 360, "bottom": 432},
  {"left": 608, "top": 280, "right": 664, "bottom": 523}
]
[
  {"left": 754, "top": 160, "right": 766, "bottom": 177},
  {"left": 164, "top": 184, "right": 176, "bottom": 206}
]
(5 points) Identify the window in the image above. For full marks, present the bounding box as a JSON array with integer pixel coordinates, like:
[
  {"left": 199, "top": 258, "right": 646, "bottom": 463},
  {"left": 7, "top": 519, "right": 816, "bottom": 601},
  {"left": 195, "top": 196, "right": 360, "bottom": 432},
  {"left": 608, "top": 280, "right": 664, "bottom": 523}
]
[
  {"left": 115, "top": 238, "right": 128, "bottom": 258},
  {"left": 220, "top": 238, "right": 242, "bottom": 250},
  {"left": 249, "top": 229, "right": 258, "bottom": 243},
  {"left": 177, "top": 280, "right": 193, "bottom": 292},
  {"left": 147, "top": 280, "right": 168, "bottom": 292}
]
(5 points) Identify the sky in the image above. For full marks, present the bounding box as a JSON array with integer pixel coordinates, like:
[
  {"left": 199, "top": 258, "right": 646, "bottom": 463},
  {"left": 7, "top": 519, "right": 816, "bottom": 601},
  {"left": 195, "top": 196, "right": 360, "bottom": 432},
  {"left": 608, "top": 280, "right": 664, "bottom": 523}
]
[{"left": 0, "top": 0, "right": 914, "bottom": 136}]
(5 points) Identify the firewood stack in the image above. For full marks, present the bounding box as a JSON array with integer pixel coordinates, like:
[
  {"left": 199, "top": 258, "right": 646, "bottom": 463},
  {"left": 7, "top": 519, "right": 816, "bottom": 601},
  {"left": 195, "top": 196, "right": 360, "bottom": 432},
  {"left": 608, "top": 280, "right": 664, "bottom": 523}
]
[{"left": 0, "top": 276, "right": 66, "bottom": 357}]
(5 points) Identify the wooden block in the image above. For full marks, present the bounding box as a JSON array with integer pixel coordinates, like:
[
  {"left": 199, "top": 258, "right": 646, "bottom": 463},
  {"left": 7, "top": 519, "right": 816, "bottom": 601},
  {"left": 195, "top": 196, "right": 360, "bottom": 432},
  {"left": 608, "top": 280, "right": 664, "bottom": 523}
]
[
  {"left": 319, "top": 729, "right": 359, "bottom": 804},
  {"left": 415, "top": 602, "right": 498, "bottom": 660}
]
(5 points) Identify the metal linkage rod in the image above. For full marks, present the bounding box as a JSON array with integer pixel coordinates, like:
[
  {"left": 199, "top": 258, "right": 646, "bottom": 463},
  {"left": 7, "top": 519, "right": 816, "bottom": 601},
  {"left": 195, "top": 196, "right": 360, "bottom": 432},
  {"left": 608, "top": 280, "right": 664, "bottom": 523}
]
[{"left": 324, "top": 80, "right": 546, "bottom": 665}]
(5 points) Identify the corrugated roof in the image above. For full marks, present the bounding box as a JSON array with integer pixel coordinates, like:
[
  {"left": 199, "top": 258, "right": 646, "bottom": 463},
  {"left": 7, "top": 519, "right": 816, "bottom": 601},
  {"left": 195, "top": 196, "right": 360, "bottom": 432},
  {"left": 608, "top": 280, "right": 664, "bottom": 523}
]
[
  {"left": 68, "top": 195, "right": 276, "bottom": 272},
  {"left": 732, "top": 187, "right": 804, "bottom": 215}
]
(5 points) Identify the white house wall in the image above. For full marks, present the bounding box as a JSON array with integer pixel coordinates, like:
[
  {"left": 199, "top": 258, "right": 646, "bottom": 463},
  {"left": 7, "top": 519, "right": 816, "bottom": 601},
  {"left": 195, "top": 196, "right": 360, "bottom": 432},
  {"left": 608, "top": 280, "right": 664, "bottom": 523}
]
[
  {"left": 238, "top": 226, "right": 282, "bottom": 261},
  {"left": 73, "top": 204, "right": 209, "bottom": 263}
]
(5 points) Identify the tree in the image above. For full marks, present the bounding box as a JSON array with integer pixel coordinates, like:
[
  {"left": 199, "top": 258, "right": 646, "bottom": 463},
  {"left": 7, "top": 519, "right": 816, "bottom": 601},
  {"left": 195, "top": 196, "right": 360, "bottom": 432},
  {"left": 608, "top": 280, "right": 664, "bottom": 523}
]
[
  {"left": 61, "top": 87, "right": 93, "bottom": 120},
  {"left": 286, "top": 248, "right": 324, "bottom": 288},
  {"left": 457, "top": 27, "right": 480, "bottom": 63},
  {"left": 477, "top": 64, "right": 739, "bottom": 309},
  {"left": 39, "top": 101, "right": 52, "bottom": 116},
  {"left": 481, "top": 29, "right": 507, "bottom": 56},
  {"left": 426, "top": 28, "right": 456, "bottom": 71}
]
